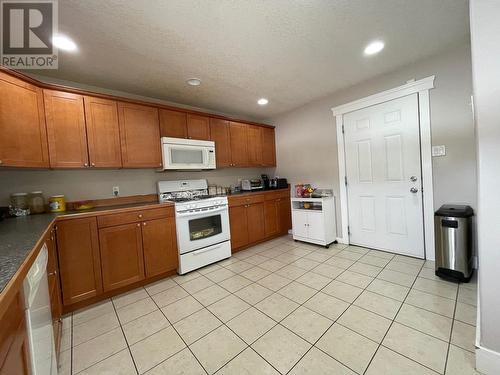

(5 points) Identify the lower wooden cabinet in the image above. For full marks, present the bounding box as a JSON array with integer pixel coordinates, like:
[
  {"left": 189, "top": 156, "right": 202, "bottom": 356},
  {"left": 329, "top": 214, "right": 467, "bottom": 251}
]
[
  {"left": 229, "top": 205, "right": 249, "bottom": 249},
  {"left": 247, "top": 202, "right": 265, "bottom": 243},
  {"left": 264, "top": 200, "right": 280, "bottom": 238},
  {"left": 46, "top": 227, "right": 63, "bottom": 355},
  {"left": 278, "top": 198, "right": 292, "bottom": 234},
  {"left": 142, "top": 217, "right": 178, "bottom": 278}
]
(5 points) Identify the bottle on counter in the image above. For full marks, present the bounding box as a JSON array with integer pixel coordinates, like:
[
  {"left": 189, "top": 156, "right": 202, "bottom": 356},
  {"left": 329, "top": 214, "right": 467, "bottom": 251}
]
[
  {"left": 28, "top": 191, "right": 45, "bottom": 214},
  {"left": 48, "top": 195, "right": 66, "bottom": 212}
]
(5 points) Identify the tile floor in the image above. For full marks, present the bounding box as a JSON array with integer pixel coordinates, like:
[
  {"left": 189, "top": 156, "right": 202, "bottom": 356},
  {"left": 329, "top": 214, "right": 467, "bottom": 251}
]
[{"left": 58, "top": 236, "right": 481, "bottom": 375}]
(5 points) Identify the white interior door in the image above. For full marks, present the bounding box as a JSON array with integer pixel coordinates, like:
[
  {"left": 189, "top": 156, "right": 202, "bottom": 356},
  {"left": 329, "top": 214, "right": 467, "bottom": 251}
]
[{"left": 344, "top": 93, "right": 425, "bottom": 258}]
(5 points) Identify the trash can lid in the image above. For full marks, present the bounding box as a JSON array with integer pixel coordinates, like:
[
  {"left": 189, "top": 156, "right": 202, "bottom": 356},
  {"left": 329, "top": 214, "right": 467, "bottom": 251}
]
[{"left": 435, "top": 204, "right": 473, "bottom": 218}]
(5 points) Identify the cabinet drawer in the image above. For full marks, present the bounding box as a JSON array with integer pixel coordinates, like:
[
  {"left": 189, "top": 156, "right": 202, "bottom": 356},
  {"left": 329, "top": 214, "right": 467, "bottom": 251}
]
[
  {"left": 264, "top": 190, "right": 290, "bottom": 201},
  {"left": 97, "top": 206, "right": 173, "bottom": 228},
  {"left": 228, "top": 194, "right": 264, "bottom": 207}
]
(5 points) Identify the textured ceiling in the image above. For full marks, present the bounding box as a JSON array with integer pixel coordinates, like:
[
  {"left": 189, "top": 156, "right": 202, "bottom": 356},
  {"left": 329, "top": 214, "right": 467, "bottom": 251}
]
[{"left": 31, "top": 0, "right": 469, "bottom": 120}]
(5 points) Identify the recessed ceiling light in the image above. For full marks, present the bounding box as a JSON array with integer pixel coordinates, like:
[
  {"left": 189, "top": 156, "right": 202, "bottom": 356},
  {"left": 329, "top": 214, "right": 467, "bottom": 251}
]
[
  {"left": 186, "top": 78, "right": 201, "bottom": 86},
  {"left": 364, "top": 40, "right": 384, "bottom": 56},
  {"left": 257, "top": 98, "right": 269, "bottom": 106},
  {"left": 52, "top": 34, "right": 77, "bottom": 52}
]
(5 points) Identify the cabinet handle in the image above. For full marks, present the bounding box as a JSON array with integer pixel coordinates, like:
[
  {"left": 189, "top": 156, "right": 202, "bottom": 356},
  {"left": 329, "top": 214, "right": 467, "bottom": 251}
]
[
  {"left": 91, "top": 162, "right": 96, "bottom": 167},
  {"left": 138, "top": 214, "right": 143, "bottom": 218},
  {"left": 143, "top": 222, "right": 147, "bottom": 226},
  {"left": 137, "top": 223, "right": 140, "bottom": 227},
  {"left": 0, "top": 160, "right": 3, "bottom": 164},
  {"left": 48, "top": 270, "right": 57, "bottom": 276},
  {"left": 84, "top": 162, "right": 88, "bottom": 167}
]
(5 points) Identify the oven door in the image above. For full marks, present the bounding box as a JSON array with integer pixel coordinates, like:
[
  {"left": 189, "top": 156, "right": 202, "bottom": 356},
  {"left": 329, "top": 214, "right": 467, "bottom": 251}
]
[
  {"left": 176, "top": 205, "right": 230, "bottom": 254},
  {"left": 162, "top": 143, "right": 210, "bottom": 170}
]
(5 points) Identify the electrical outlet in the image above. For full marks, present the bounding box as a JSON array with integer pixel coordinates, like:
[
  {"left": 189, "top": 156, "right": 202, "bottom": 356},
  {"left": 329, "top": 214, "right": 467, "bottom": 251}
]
[
  {"left": 432, "top": 145, "right": 446, "bottom": 157},
  {"left": 112, "top": 186, "right": 120, "bottom": 197}
]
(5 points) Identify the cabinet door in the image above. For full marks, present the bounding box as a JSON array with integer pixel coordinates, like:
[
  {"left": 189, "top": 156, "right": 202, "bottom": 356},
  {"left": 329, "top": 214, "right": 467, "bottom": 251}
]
[
  {"left": 229, "top": 122, "right": 249, "bottom": 167},
  {"left": 0, "top": 318, "right": 30, "bottom": 375},
  {"left": 99, "top": 223, "right": 145, "bottom": 291},
  {"left": 247, "top": 202, "right": 266, "bottom": 243},
  {"left": 292, "top": 211, "right": 308, "bottom": 238},
  {"left": 46, "top": 227, "right": 62, "bottom": 352},
  {"left": 0, "top": 72, "right": 49, "bottom": 168},
  {"left": 247, "top": 125, "right": 263, "bottom": 166},
  {"left": 261, "top": 127, "right": 276, "bottom": 167},
  {"left": 159, "top": 109, "right": 187, "bottom": 138},
  {"left": 56, "top": 217, "right": 103, "bottom": 306},
  {"left": 142, "top": 217, "right": 178, "bottom": 277},
  {"left": 84, "top": 96, "right": 122, "bottom": 168},
  {"left": 264, "top": 200, "right": 279, "bottom": 238},
  {"left": 44, "top": 90, "right": 88, "bottom": 168},
  {"left": 306, "top": 212, "right": 325, "bottom": 241},
  {"left": 118, "top": 102, "right": 161, "bottom": 168},
  {"left": 229, "top": 205, "right": 249, "bottom": 250},
  {"left": 187, "top": 114, "right": 210, "bottom": 140},
  {"left": 278, "top": 198, "right": 292, "bottom": 234},
  {"left": 209, "top": 118, "right": 232, "bottom": 168}
]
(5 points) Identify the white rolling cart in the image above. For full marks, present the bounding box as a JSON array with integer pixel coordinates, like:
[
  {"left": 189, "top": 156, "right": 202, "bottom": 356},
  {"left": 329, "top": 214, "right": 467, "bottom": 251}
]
[{"left": 291, "top": 195, "right": 337, "bottom": 248}]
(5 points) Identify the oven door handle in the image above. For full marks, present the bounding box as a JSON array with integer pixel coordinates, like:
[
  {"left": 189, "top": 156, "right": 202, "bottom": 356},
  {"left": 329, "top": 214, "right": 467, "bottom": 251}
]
[
  {"left": 176, "top": 205, "right": 228, "bottom": 217},
  {"left": 192, "top": 244, "right": 223, "bottom": 255}
]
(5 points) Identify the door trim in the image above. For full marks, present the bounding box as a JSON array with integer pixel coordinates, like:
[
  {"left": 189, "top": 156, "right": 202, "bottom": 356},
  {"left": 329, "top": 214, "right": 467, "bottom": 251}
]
[{"left": 331, "top": 76, "right": 435, "bottom": 260}]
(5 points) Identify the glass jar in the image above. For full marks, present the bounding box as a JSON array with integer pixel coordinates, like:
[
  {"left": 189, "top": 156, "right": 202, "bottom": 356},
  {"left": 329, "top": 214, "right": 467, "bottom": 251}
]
[
  {"left": 10, "top": 193, "right": 30, "bottom": 216},
  {"left": 29, "top": 191, "right": 45, "bottom": 214}
]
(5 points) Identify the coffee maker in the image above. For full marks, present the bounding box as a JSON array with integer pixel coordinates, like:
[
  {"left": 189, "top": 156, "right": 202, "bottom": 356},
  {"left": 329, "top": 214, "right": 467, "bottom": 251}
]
[{"left": 261, "top": 174, "right": 270, "bottom": 190}]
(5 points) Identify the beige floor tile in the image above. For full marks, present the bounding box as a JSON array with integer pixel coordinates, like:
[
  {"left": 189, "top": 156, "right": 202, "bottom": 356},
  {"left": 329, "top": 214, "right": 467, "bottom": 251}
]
[
  {"left": 455, "top": 302, "right": 477, "bottom": 326},
  {"left": 262, "top": 248, "right": 287, "bottom": 259},
  {"left": 192, "top": 284, "right": 230, "bottom": 306},
  {"left": 418, "top": 267, "right": 444, "bottom": 282},
  {"left": 296, "top": 271, "right": 332, "bottom": 290},
  {"left": 311, "top": 263, "right": 345, "bottom": 279},
  {"left": 218, "top": 275, "right": 253, "bottom": 293},
  {"left": 174, "top": 308, "right": 222, "bottom": 345},
  {"left": 145, "top": 348, "right": 205, "bottom": 375},
  {"left": 367, "top": 249, "right": 395, "bottom": 260},
  {"left": 386, "top": 260, "right": 421, "bottom": 276},
  {"left": 322, "top": 280, "right": 363, "bottom": 303},
  {"left": 325, "top": 256, "right": 356, "bottom": 269},
  {"left": 274, "top": 253, "right": 303, "bottom": 264},
  {"left": 338, "top": 305, "right": 392, "bottom": 343},
  {"left": 383, "top": 322, "right": 448, "bottom": 373},
  {"left": 366, "top": 346, "right": 437, "bottom": 375},
  {"left": 289, "top": 247, "right": 313, "bottom": 257},
  {"left": 116, "top": 297, "right": 158, "bottom": 324},
  {"left": 73, "top": 300, "right": 115, "bottom": 326},
  {"left": 458, "top": 287, "right": 477, "bottom": 306},
  {"left": 278, "top": 281, "right": 316, "bottom": 304},
  {"left": 252, "top": 325, "right": 311, "bottom": 374},
  {"left": 207, "top": 294, "right": 250, "bottom": 322},
  {"left": 235, "top": 283, "right": 273, "bottom": 305},
  {"left": 122, "top": 310, "right": 170, "bottom": 345},
  {"left": 304, "top": 251, "right": 332, "bottom": 263},
  {"left": 60, "top": 327, "right": 72, "bottom": 352},
  {"left": 257, "top": 273, "right": 292, "bottom": 291},
  {"left": 244, "top": 254, "right": 270, "bottom": 266},
  {"left": 72, "top": 327, "right": 127, "bottom": 373},
  {"left": 181, "top": 275, "right": 214, "bottom": 294},
  {"left": 61, "top": 314, "right": 72, "bottom": 331},
  {"left": 346, "top": 245, "right": 370, "bottom": 255},
  {"left": 226, "top": 307, "right": 276, "bottom": 344},
  {"left": 366, "top": 278, "right": 409, "bottom": 302},
  {"left": 290, "top": 257, "right": 321, "bottom": 271},
  {"left": 79, "top": 349, "right": 136, "bottom": 375},
  {"left": 151, "top": 285, "right": 189, "bottom": 308},
  {"left": 190, "top": 325, "right": 247, "bottom": 374},
  {"left": 205, "top": 268, "right": 236, "bottom": 283},
  {"left": 57, "top": 349, "right": 71, "bottom": 375},
  {"left": 255, "top": 293, "right": 299, "bottom": 322},
  {"left": 275, "top": 264, "right": 308, "bottom": 280},
  {"left": 354, "top": 291, "right": 401, "bottom": 319},
  {"left": 223, "top": 260, "right": 254, "bottom": 274},
  {"left": 304, "top": 292, "right": 349, "bottom": 321},
  {"left": 336, "top": 270, "right": 374, "bottom": 288},
  {"left": 197, "top": 263, "right": 223, "bottom": 275},
  {"left": 405, "top": 289, "right": 456, "bottom": 317},
  {"left": 217, "top": 347, "right": 280, "bottom": 375},
  {"left": 144, "top": 277, "right": 176, "bottom": 296},
  {"left": 445, "top": 345, "right": 482, "bottom": 375},
  {"left": 424, "top": 260, "right": 435, "bottom": 269},
  {"left": 161, "top": 295, "right": 203, "bottom": 323},
  {"left": 394, "top": 254, "right": 425, "bottom": 266},
  {"left": 289, "top": 346, "right": 355, "bottom": 375},
  {"left": 348, "top": 262, "right": 382, "bottom": 277},
  {"left": 282, "top": 306, "right": 332, "bottom": 344},
  {"left": 112, "top": 288, "right": 149, "bottom": 309},
  {"left": 241, "top": 266, "right": 272, "bottom": 281},
  {"left": 336, "top": 250, "right": 364, "bottom": 261},
  {"left": 130, "top": 326, "right": 186, "bottom": 374},
  {"left": 413, "top": 277, "right": 458, "bottom": 300},
  {"left": 396, "top": 303, "right": 452, "bottom": 341},
  {"left": 316, "top": 323, "right": 378, "bottom": 374},
  {"left": 451, "top": 321, "right": 476, "bottom": 352},
  {"left": 358, "top": 254, "right": 391, "bottom": 267},
  {"left": 377, "top": 269, "right": 416, "bottom": 287},
  {"left": 258, "top": 258, "right": 287, "bottom": 272},
  {"left": 73, "top": 311, "right": 120, "bottom": 346},
  {"left": 172, "top": 271, "right": 202, "bottom": 285}
]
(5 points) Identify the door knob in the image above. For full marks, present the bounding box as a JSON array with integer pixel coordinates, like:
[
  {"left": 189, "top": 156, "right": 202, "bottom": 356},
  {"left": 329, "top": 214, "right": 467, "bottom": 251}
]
[
  {"left": 410, "top": 187, "right": 419, "bottom": 193},
  {"left": 410, "top": 176, "right": 418, "bottom": 182}
]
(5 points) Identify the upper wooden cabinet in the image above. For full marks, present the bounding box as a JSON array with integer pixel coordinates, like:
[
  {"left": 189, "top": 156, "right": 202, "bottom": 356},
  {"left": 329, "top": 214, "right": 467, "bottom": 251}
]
[
  {"left": 261, "top": 127, "right": 276, "bottom": 167},
  {"left": 229, "top": 122, "right": 249, "bottom": 167},
  {"left": 84, "top": 96, "right": 122, "bottom": 168},
  {"left": 44, "top": 90, "right": 89, "bottom": 168},
  {"left": 118, "top": 102, "right": 161, "bottom": 168},
  {"left": 247, "top": 125, "right": 263, "bottom": 166},
  {"left": 187, "top": 114, "right": 210, "bottom": 140},
  {"left": 0, "top": 72, "right": 49, "bottom": 168},
  {"left": 159, "top": 109, "right": 187, "bottom": 138},
  {"left": 209, "top": 118, "right": 232, "bottom": 168}
]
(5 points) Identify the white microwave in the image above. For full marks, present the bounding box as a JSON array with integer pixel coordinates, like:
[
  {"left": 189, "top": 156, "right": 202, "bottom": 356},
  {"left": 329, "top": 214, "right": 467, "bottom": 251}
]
[{"left": 161, "top": 137, "right": 216, "bottom": 170}]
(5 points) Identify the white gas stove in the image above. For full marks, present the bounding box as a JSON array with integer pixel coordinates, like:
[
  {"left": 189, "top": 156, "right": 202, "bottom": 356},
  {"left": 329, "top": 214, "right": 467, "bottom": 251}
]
[{"left": 158, "top": 180, "right": 231, "bottom": 274}]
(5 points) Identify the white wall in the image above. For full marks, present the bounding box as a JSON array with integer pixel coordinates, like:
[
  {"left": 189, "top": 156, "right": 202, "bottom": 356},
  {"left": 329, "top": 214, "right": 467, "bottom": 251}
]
[
  {"left": 470, "top": 1, "right": 500, "bottom": 372},
  {"left": 270, "top": 42, "right": 476, "bottom": 242}
]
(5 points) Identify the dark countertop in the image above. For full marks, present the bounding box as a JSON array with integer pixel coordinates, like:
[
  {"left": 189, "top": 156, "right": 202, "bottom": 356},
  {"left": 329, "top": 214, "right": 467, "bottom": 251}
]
[{"left": 227, "top": 187, "right": 290, "bottom": 198}]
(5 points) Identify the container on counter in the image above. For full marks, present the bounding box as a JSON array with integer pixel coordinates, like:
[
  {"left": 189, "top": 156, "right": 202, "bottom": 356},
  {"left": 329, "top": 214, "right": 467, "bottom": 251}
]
[
  {"left": 28, "top": 191, "right": 45, "bottom": 214},
  {"left": 48, "top": 195, "right": 66, "bottom": 212},
  {"left": 216, "top": 186, "right": 223, "bottom": 195},
  {"left": 10, "top": 193, "right": 30, "bottom": 216},
  {"left": 208, "top": 185, "right": 217, "bottom": 196}
]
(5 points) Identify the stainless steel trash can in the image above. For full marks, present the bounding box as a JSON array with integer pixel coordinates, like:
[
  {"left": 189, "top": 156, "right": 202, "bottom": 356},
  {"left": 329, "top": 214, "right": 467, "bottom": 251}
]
[{"left": 434, "top": 205, "right": 473, "bottom": 282}]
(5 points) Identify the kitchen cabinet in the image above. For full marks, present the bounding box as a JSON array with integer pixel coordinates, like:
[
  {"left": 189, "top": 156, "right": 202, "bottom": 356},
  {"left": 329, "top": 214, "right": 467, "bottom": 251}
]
[
  {"left": 142, "top": 217, "right": 178, "bottom": 277},
  {"left": 278, "top": 197, "right": 292, "bottom": 234},
  {"left": 84, "top": 96, "right": 122, "bottom": 168},
  {"left": 159, "top": 109, "right": 187, "bottom": 139},
  {"left": 99, "top": 223, "right": 145, "bottom": 292},
  {"left": 44, "top": 90, "right": 88, "bottom": 168},
  {"left": 246, "top": 202, "right": 266, "bottom": 242},
  {"left": 229, "top": 205, "right": 249, "bottom": 249},
  {"left": 187, "top": 114, "right": 210, "bottom": 140},
  {"left": 0, "top": 71, "right": 49, "bottom": 168},
  {"left": 56, "top": 217, "right": 103, "bottom": 305},
  {"left": 247, "top": 125, "right": 263, "bottom": 166},
  {"left": 228, "top": 194, "right": 265, "bottom": 251},
  {"left": 46, "top": 227, "right": 62, "bottom": 355},
  {"left": 291, "top": 197, "right": 336, "bottom": 247},
  {"left": 209, "top": 118, "right": 232, "bottom": 168},
  {"left": 229, "top": 122, "right": 249, "bottom": 167},
  {"left": 118, "top": 102, "right": 161, "bottom": 168},
  {"left": 261, "top": 127, "right": 276, "bottom": 167},
  {"left": 264, "top": 200, "right": 280, "bottom": 238}
]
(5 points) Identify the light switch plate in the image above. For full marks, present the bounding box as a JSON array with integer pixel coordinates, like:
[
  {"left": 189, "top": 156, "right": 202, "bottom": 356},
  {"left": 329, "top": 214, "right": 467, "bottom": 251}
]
[{"left": 432, "top": 145, "right": 446, "bottom": 157}]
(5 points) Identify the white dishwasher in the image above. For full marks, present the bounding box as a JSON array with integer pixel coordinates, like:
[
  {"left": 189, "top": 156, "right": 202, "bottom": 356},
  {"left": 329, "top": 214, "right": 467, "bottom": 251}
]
[{"left": 23, "top": 244, "right": 57, "bottom": 375}]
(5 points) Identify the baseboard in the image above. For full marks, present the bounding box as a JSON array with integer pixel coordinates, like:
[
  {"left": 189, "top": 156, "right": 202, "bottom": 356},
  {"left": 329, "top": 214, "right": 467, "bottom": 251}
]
[
  {"left": 336, "top": 237, "right": 349, "bottom": 244},
  {"left": 473, "top": 255, "right": 479, "bottom": 269},
  {"left": 476, "top": 345, "right": 500, "bottom": 375}
]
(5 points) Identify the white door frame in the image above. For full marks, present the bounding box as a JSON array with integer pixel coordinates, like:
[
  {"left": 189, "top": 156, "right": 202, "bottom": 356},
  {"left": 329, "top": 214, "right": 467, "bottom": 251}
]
[{"left": 331, "top": 76, "right": 435, "bottom": 260}]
